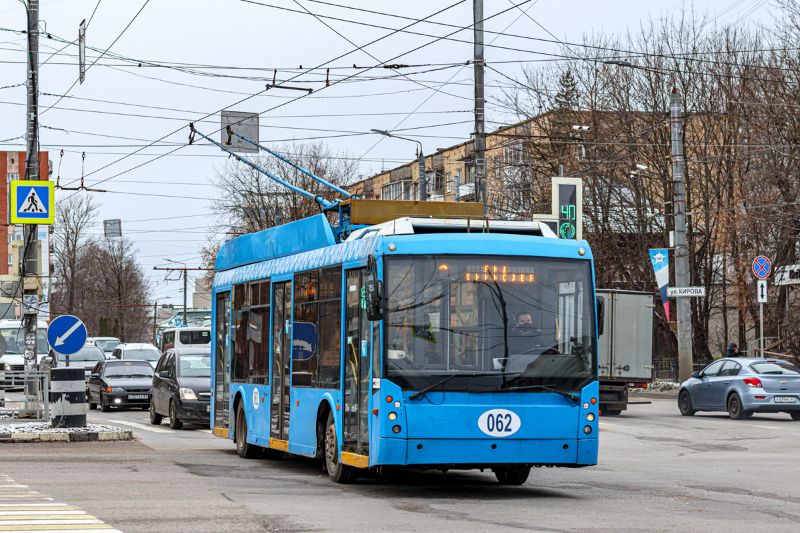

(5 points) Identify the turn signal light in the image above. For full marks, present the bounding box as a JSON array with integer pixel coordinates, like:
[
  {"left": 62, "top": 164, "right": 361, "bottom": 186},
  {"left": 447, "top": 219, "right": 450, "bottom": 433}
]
[
  {"left": 105, "top": 387, "right": 112, "bottom": 393},
  {"left": 743, "top": 377, "right": 763, "bottom": 388},
  {"left": 386, "top": 396, "right": 393, "bottom": 403},
  {"left": 590, "top": 397, "right": 597, "bottom": 405}
]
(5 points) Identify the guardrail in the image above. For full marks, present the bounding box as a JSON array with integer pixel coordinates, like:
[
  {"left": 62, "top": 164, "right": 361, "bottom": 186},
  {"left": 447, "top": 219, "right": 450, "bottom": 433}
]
[{"left": 0, "top": 370, "right": 51, "bottom": 421}]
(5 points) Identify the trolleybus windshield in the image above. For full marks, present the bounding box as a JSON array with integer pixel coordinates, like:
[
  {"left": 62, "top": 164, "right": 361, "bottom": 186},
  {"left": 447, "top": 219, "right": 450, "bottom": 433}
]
[{"left": 384, "top": 255, "right": 596, "bottom": 392}]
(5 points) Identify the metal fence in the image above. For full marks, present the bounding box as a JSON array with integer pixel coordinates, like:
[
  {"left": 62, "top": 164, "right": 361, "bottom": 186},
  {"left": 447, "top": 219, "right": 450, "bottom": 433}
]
[{"left": 0, "top": 370, "right": 50, "bottom": 421}]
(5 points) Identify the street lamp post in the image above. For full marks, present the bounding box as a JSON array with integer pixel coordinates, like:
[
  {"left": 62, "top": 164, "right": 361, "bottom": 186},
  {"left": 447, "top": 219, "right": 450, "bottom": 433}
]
[{"left": 371, "top": 129, "right": 427, "bottom": 201}]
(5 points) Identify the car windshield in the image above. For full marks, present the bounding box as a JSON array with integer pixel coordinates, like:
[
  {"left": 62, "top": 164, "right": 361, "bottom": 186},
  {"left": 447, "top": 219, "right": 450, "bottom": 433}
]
[
  {"left": 750, "top": 361, "right": 800, "bottom": 375},
  {"left": 57, "top": 346, "right": 105, "bottom": 362},
  {"left": 179, "top": 330, "right": 210, "bottom": 345},
  {"left": 122, "top": 349, "right": 160, "bottom": 361},
  {"left": 177, "top": 355, "right": 211, "bottom": 378},
  {"left": 0, "top": 327, "right": 48, "bottom": 355},
  {"left": 94, "top": 339, "right": 120, "bottom": 352},
  {"left": 104, "top": 362, "right": 154, "bottom": 378},
  {"left": 384, "top": 255, "right": 597, "bottom": 392}
]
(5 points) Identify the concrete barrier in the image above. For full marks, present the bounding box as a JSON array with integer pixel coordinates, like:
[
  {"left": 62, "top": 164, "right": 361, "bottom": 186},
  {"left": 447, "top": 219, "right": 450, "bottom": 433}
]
[{"left": 50, "top": 368, "right": 86, "bottom": 427}]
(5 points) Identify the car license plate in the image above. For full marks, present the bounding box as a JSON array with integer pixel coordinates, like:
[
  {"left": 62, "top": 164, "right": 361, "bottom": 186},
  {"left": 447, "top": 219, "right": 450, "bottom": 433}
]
[
  {"left": 128, "top": 394, "right": 148, "bottom": 400},
  {"left": 774, "top": 396, "right": 797, "bottom": 403}
]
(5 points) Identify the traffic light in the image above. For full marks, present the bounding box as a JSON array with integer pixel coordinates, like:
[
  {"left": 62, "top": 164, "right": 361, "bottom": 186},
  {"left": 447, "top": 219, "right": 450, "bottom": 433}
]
[{"left": 558, "top": 183, "right": 578, "bottom": 239}]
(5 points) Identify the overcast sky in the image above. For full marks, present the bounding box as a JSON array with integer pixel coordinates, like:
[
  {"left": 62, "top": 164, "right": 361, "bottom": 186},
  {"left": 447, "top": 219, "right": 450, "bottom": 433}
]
[{"left": 0, "top": 0, "right": 775, "bottom": 307}]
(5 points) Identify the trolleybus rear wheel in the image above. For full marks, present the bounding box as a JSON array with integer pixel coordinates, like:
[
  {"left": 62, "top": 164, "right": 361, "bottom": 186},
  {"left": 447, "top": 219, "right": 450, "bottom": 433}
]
[
  {"left": 235, "top": 402, "right": 258, "bottom": 458},
  {"left": 494, "top": 467, "right": 531, "bottom": 486},
  {"left": 324, "top": 412, "right": 356, "bottom": 483}
]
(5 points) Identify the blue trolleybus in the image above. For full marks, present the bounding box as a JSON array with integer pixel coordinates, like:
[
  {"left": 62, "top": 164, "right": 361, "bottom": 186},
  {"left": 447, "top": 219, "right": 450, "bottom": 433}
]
[{"left": 210, "top": 200, "right": 600, "bottom": 484}]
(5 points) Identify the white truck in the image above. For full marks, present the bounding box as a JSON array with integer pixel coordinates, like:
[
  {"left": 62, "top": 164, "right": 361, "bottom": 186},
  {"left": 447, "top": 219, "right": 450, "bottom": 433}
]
[{"left": 596, "top": 290, "right": 655, "bottom": 415}]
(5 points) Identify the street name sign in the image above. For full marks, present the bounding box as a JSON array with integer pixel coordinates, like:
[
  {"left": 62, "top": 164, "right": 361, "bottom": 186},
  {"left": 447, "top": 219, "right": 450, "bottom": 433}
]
[
  {"left": 667, "top": 287, "right": 706, "bottom": 297},
  {"left": 757, "top": 279, "right": 768, "bottom": 304},
  {"left": 47, "top": 315, "right": 87, "bottom": 355},
  {"left": 10, "top": 180, "right": 55, "bottom": 225},
  {"left": 752, "top": 255, "right": 772, "bottom": 279}
]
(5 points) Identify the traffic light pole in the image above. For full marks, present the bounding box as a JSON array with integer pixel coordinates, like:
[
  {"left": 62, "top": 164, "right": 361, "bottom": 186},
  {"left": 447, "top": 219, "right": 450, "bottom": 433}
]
[{"left": 22, "top": 0, "right": 40, "bottom": 417}]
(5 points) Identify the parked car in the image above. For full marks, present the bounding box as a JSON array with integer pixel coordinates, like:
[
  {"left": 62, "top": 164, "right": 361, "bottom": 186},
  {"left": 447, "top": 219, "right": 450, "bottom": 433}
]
[
  {"left": 150, "top": 348, "right": 211, "bottom": 429},
  {"left": 111, "top": 343, "right": 161, "bottom": 368},
  {"left": 678, "top": 357, "right": 800, "bottom": 420},
  {"left": 0, "top": 319, "right": 50, "bottom": 388},
  {"left": 87, "top": 359, "right": 154, "bottom": 412},
  {"left": 159, "top": 327, "right": 210, "bottom": 352},
  {"left": 39, "top": 344, "right": 107, "bottom": 384},
  {"left": 86, "top": 337, "right": 121, "bottom": 359}
]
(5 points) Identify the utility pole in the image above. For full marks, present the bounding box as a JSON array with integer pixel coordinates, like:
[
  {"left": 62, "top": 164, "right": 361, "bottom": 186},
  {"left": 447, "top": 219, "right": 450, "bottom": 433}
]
[
  {"left": 153, "top": 301, "right": 158, "bottom": 345},
  {"left": 22, "top": 0, "right": 40, "bottom": 415},
  {"left": 152, "top": 266, "right": 211, "bottom": 327},
  {"left": 670, "top": 89, "right": 694, "bottom": 382},
  {"left": 417, "top": 149, "right": 427, "bottom": 201},
  {"left": 473, "top": 0, "right": 486, "bottom": 207}
]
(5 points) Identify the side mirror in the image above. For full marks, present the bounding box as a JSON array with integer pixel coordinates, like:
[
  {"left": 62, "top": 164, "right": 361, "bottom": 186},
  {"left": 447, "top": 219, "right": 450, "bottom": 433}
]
[
  {"left": 158, "top": 370, "right": 170, "bottom": 379},
  {"left": 691, "top": 371, "right": 701, "bottom": 379},
  {"left": 365, "top": 279, "right": 384, "bottom": 321},
  {"left": 596, "top": 296, "right": 605, "bottom": 336}
]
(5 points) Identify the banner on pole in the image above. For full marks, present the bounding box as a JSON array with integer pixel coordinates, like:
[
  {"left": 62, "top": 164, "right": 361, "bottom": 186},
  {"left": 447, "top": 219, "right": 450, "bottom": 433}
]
[{"left": 649, "top": 249, "right": 670, "bottom": 320}]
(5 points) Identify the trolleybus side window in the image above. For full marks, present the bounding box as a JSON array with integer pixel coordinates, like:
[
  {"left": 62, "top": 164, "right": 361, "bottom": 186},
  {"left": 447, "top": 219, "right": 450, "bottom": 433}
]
[
  {"left": 231, "top": 281, "right": 270, "bottom": 384},
  {"left": 213, "top": 291, "right": 231, "bottom": 430},
  {"left": 292, "top": 266, "right": 342, "bottom": 389}
]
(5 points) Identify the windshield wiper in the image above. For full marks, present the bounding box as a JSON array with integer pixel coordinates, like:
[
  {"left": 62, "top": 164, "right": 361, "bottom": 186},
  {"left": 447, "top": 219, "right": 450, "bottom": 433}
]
[
  {"left": 499, "top": 384, "right": 579, "bottom": 403},
  {"left": 410, "top": 372, "right": 519, "bottom": 401}
]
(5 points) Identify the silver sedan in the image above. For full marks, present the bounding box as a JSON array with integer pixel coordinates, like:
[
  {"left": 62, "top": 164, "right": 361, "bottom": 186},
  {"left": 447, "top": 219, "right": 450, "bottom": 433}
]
[{"left": 678, "top": 357, "right": 800, "bottom": 420}]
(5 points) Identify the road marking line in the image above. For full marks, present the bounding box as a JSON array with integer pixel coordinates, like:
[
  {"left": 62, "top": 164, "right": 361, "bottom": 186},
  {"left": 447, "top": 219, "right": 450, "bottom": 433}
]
[
  {"left": 0, "top": 506, "right": 72, "bottom": 509},
  {"left": 0, "top": 518, "right": 105, "bottom": 528},
  {"left": 753, "top": 425, "right": 781, "bottom": 430},
  {"left": 107, "top": 419, "right": 174, "bottom": 434},
  {"left": 0, "top": 524, "right": 116, "bottom": 533},
  {"left": 0, "top": 511, "right": 95, "bottom": 520}
]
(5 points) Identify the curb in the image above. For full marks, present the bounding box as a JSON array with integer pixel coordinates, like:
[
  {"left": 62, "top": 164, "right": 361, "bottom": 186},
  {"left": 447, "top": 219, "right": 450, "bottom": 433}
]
[{"left": 0, "top": 430, "right": 133, "bottom": 443}]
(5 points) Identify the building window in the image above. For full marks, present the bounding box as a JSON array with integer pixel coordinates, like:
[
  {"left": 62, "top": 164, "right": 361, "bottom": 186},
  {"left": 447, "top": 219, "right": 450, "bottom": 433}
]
[{"left": 293, "top": 266, "right": 342, "bottom": 389}]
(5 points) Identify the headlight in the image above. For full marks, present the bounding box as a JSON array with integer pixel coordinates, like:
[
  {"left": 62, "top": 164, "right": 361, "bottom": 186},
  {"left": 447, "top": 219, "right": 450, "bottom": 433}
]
[
  {"left": 179, "top": 387, "right": 197, "bottom": 400},
  {"left": 2, "top": 363, "right": 10, "bottom": 372},
  {"left": 106, "top": 387, "right": 125, "bottom": 393}
]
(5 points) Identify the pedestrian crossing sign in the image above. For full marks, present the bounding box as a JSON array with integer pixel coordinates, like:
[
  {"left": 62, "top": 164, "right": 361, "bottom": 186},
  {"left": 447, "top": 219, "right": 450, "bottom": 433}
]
[{"left": 10, "top": 180, "right": 55, "bottom": 225}]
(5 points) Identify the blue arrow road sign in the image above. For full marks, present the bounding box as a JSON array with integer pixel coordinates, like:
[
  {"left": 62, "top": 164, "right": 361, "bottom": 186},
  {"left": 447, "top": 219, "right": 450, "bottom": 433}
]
[{"left": 47, "top": 315, "right": 88, "bottom": 355}]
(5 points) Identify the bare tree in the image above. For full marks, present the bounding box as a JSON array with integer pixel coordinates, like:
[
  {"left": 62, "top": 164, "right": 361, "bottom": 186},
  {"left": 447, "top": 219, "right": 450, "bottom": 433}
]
[{"left": 51, "top": 195, "right": 98, "bottom": 316}]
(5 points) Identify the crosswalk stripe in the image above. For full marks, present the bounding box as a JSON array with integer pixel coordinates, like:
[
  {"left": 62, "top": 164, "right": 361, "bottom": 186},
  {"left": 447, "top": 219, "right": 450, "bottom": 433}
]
[
  {"left": 0, "top": 476, "right": 117, "bottom": 533},
  {"left": 108, "top": 419, "right": 174, "bottom": 434},
  {"left": 0, "top": 524, "right": 120, "bottom": 533}
]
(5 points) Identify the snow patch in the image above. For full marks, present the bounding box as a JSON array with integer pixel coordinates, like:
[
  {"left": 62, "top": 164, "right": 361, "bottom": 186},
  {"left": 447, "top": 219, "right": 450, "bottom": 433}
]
[{"left": 0, "top": 422, "right": 126, "bottom": 434}]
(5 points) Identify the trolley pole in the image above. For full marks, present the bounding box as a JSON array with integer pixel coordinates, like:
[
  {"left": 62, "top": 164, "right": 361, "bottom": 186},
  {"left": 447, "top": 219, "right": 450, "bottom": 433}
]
[
  {"left": 22, "top": 0, "right": 41, "bottom": 416},
  {"left": 670, "top": 89, "right": 694, "bottom": 382},
  {"left": 473, "top": 0, "right": 487, "bottom": 206}
]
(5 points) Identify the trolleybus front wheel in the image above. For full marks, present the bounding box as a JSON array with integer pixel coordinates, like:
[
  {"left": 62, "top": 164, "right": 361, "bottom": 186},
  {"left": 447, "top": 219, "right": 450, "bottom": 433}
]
[
  {"left": 493, "top": 466, "right": 531, "bottom": 486},
  {"left": 324, "top": 412, "right": 356, "bottom": 483}
]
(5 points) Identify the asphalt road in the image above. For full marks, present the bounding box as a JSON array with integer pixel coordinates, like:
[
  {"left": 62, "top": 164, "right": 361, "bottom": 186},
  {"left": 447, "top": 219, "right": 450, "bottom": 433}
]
[{"left": 1, "top": 399, "right": 799, "bottom": 532}]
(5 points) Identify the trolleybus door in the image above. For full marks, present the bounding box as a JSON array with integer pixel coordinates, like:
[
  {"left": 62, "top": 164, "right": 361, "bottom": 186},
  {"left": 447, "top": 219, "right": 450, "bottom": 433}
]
[
  {"left": 344, "top": 269, "right": 370, "bottom": 455},
  {"left": 213, "top": 291, "right": 231, "bottom": 433},
  {"left": 270, "top": 281, "right": 292, "bottom": 442}
]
